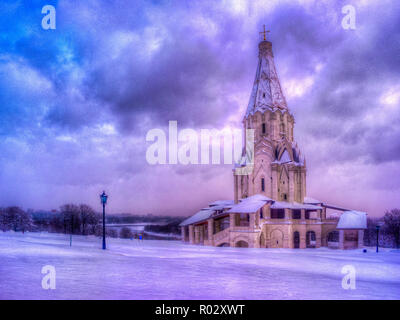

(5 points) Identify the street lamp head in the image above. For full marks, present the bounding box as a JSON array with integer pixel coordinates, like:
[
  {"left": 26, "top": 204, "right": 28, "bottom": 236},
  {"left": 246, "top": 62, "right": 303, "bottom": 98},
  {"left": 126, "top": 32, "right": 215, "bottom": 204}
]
[
  {"left": 100, "top": 191, "right": 108, "bottom": 205},
  {"left": 376, "top": 225, "right": 380, "bottom": 230}
]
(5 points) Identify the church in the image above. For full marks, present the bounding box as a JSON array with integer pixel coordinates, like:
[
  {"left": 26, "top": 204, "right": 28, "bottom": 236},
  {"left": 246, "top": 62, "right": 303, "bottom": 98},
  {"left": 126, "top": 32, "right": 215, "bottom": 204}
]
[{"left": 180, "top": 31, "right": 367, "bottom": 250}]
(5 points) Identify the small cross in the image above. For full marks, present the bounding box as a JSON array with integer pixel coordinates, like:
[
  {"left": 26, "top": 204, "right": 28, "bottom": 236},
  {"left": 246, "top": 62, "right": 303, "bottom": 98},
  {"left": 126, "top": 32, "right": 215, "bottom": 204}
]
[{"left": 259, "top": 24, "right": 270, "bottom": 41}]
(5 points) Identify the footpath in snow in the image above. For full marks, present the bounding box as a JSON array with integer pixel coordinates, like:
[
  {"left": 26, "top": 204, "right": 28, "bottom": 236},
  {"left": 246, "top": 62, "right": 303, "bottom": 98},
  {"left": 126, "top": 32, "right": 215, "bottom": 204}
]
[{"left": 0, "top": 231, "right": 399, "bottom": 300}]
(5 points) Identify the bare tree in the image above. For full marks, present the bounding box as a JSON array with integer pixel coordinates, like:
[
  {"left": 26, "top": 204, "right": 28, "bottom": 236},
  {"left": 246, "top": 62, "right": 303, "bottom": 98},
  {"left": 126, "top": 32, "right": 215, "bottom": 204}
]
[
  {"left": 60, "top": 204, "right": 80, "bottom": 235},
  {"left": 79, "top": 204, "right": 98, "bottom": 235},
  {"left": 0, "top": 207, "right": 32, "bottom": 232},
  {"left": 0, "top": 207, "right": 9, "bottom": 231},
  {"left": 383, "top": 209, "right": 400, "bottom": 248}
]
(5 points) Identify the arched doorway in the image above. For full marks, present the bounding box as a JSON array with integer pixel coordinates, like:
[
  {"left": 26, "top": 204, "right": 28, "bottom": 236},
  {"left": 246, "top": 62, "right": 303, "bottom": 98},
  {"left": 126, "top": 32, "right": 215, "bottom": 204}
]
[
  {"left": 306, "top": 231, "right": 316, "bottom": 248},
  {"left": 293, "top": 231, "right": 300, "bottom": 248},
  {"left": 259, "top": 233, "right": 266, "bottom": 248},
  {"left": 270, "top": 229, "right": 284, "bottom": 248},
  {"left": 235, "top": 240, "right": 249, "bottom": 248}
]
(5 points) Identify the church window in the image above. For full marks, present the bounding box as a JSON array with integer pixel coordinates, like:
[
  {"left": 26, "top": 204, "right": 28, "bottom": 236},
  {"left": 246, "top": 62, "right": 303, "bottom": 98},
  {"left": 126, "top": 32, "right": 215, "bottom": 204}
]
[
  {"left": 260, "top": 207, "right": 263, "bottom": 219},
  {"left": 262, "top": 123, "right": 266, "bottom": 134},
  {"left": 283, "top": 194, "right": 287, "bottom": 201},
  {"left": 261, "top": 178, "right": 265, "bottom": 192},
  {"left": 263, "top": 93, "right": 266, "bottom": 98}
]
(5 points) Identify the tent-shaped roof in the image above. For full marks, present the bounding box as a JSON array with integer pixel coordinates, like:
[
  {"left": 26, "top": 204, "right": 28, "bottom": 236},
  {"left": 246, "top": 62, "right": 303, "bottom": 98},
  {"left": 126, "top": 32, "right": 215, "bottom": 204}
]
[{"left": 245, "top": 41, "right": 287, "bottom": 117}]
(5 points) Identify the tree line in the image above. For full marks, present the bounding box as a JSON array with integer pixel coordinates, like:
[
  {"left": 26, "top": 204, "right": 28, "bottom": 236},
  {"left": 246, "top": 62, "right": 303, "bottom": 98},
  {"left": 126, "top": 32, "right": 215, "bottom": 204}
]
[
  {"left": 0, "top": 204, "right": 183, "bottom": 239},
  {"left": 364, "top": 209, "right": 400, "bottom": 248}
]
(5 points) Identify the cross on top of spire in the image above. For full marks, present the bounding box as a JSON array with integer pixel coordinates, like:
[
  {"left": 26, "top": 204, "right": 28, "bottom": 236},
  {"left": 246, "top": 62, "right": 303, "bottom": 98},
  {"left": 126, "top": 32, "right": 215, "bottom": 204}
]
[{"left": 259, "top": 24, "right": 270, "bottom": 41}]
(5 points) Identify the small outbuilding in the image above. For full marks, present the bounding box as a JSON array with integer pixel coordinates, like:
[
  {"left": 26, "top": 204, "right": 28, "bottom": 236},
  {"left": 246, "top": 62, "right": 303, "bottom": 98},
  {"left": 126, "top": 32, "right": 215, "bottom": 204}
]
[{"left": 336, "top": 211, "right": 367, "bottom": 249}]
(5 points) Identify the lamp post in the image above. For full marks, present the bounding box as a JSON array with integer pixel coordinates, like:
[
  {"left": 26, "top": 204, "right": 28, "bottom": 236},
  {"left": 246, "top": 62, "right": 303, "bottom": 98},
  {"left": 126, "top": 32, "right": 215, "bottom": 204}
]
[
  {"left": 376, "top": 225, "right": 380, "bottom": 253},
  {"left": 100, "top": 191, "right": 108, "bottom": 250}
]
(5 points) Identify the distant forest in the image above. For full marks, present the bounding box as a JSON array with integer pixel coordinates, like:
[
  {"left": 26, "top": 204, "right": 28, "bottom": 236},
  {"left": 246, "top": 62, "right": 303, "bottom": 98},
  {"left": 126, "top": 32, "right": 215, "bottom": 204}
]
[{"left": 0, "top": 204, "right": 185, "bottom": 238}]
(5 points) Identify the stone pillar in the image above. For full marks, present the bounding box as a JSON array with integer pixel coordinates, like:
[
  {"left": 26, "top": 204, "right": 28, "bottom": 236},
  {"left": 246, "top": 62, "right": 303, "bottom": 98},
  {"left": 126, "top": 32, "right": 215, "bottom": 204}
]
[
  {"left": 249, "top": 213, "right": 255, "bottom": 229},
  {"left": 271, "top": 167, "right": 278, "bottom": 200},
  {"left": 301, "top": 209, "right": 305, "bottom": 221},
  {"left": 317, "top": 209, "right": 322, "bottom": 221},
  {"left": 301, "top": 170, "right": 307, "bottom": 201},
  {"left": 229, "top": 213, "right": 236, "bottom": 228},
  {"left": 300, "top": 226, "right": 306, "bottom": 249},
  {"left": 321, "top": 207, "right": 327, "bottom": 220},
  {"left": 265, "top": 203, "right": 271, "bottom": 219},
  {"left": 321, "top": 229, "right": 327, "bottom": 247},
  {"left": 207, "top": 219, "right": 214, "bottom": 245},
  {"left": 189, "top": 225, "right": 194, "bottom": 244},
  {"left": 315, "top": 230, "right": 322, "bottom": 248},
  {"left": 358, "top": 230, "right": 364, "bottom": 248},
  {"left": 288, "top": 170, "right": 295, "bottom": 202},
  {"left": 284, "top": 208, "right": 290, "bottom": 220},
  {"left": 234, "top": 174, "right": 238, "bottom": 204},
  {"left": 339, "top": 230, "right": 344, "bottom": 249},
  {"left": 199, "top": 226, "right": 204, "bottom": 243},
  {"left": 283, "top": 226, "right": 290, "bottom": 248},
  {"left": 194, "top": 226, "right": 199, "bottom": 244},
  {"left": 181, "top": 226, "right": 186, "bottom": 242},
  {"left": 288, "top": 225, "right": 294, "bottom": 249}
]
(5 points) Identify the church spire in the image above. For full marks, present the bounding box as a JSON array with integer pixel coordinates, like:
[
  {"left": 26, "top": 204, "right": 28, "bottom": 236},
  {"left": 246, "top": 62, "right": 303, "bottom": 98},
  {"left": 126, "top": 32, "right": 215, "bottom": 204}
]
[{"left": 245, "top": 31, "right": 287, "bottom": 117}]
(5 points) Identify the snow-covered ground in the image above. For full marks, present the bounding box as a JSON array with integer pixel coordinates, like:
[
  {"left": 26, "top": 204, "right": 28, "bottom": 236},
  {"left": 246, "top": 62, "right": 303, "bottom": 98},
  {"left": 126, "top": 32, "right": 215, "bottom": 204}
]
[{"left": 0, "top": 231, "right": 399, "bottom": 300}]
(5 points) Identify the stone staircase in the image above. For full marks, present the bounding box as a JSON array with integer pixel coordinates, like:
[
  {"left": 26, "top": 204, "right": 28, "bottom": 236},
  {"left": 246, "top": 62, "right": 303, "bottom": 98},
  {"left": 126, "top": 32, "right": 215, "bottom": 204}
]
[{"left": 213, "top": 228, "right": 230, "bottom": 246}]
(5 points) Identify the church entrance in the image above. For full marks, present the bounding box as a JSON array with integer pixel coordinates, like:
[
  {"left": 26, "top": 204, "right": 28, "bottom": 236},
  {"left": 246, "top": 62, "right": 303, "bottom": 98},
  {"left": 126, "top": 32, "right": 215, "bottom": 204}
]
[
  {"left": 235, "top": 240, "right": 249, "bottom": 248},
  {"left": 293, "top": 231, "right": 300, "bottom": 248},
  {"left": 270, "top": 229, "right": 284, "bottom": 248}
]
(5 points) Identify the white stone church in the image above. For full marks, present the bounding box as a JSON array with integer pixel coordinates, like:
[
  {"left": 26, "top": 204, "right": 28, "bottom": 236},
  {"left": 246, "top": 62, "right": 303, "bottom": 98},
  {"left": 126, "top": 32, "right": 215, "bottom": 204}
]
[{"left": 180, "top": 35, "right": 367, "bottom": 250}]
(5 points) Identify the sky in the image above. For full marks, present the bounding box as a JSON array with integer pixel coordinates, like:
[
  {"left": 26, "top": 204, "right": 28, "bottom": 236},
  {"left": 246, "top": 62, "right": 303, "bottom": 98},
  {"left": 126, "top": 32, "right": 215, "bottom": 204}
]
[{"left": 0, "top": 0, "right": 399, "bottom": 217}]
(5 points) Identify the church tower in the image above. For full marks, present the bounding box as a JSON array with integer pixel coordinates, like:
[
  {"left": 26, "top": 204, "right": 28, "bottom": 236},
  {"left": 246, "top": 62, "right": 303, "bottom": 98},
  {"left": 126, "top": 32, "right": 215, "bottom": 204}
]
[{"left": 234, "top": 36, "right": 307, "bottom": 204}]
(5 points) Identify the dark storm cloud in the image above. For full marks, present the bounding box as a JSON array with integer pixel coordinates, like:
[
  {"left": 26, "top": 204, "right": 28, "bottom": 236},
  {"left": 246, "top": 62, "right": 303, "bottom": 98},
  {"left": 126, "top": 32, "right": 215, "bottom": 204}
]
[{"left": 269, "top": 1, "right": 400, "bottom": 165}]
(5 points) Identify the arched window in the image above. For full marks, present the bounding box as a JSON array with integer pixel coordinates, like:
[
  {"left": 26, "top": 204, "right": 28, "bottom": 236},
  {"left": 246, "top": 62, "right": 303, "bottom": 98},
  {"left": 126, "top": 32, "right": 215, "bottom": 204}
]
[
  {"left": 260, "top": 207, "right": 263, "bottom": 219},
  {"left": 262, "top": 123, "right": 266, "bottom": 134},
  {"left": 261, "top": 178, "right": 265, "bottom": 192}
]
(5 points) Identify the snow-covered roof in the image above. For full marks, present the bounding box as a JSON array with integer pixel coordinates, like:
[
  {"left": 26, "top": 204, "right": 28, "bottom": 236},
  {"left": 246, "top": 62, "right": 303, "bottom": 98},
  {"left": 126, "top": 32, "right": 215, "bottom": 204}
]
[
  {"left": 304, "top": 197, "right": 322, "bottom": 205},
  {"left": 228, "top": 194, "right": 272, "bottom": 213},
  {"left": 337, "top": 211, "right": 367, "bottom": 229},
  {"left": 181, "top": 194, "right": 325, "bottom": 227},
  {"left": 228, "top": 200, "right": 266, "bottom": 213},
  {"left": 209, "top": 200, "right": 235, "bottom": 206},
  {"left": 179, "top": 209, "right": 214, "bottom": 226},
  {"left": 270, "top": 201, "right": 322, "bottom": 210}
]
